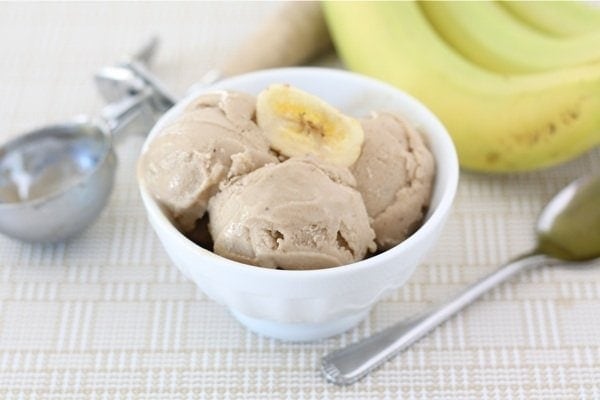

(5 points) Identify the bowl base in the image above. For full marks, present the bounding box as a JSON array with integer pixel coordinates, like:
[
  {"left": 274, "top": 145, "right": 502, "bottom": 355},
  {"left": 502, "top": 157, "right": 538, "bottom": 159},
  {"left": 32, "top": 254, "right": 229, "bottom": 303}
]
[{"left": 230, "top": 308, "right": 371, "bottom": 342}]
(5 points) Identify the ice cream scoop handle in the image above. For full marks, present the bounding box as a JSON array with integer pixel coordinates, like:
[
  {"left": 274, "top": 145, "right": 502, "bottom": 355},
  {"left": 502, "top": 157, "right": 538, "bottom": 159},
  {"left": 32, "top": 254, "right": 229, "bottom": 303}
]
[
  {"left": 218, "top": 2, "right": 332, "bottom": 77},
  {"left": 100, "top": 89, "right": 152, "bottom": 136},
  {"left": 321, "top": 253, "right": 549, "bottom": 386}
]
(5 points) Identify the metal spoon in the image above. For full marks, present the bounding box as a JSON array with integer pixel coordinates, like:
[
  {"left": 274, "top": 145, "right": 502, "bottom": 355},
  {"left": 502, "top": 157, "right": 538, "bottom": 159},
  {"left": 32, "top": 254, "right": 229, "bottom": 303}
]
[{"left": 322, "top": 174, "right": 600, "bottom": 385}]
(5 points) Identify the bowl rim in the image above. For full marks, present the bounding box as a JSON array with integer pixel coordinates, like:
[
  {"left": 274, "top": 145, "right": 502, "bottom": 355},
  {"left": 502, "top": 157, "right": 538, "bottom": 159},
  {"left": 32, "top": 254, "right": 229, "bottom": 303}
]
[{"left": 138, "top": 67, "right": 459, "bottom": 279}]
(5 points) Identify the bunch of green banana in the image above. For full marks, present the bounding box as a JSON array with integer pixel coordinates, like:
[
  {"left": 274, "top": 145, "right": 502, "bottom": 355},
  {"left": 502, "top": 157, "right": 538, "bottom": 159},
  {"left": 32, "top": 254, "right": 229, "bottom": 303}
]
[{"left": 323, "top": 1, "right": 600, "bottom": 172}]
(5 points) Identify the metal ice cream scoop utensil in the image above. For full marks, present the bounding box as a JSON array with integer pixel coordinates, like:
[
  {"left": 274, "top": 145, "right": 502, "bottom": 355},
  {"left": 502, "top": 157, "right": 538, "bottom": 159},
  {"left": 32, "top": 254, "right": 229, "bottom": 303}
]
[
  {"left": 0, "top": 39, "right": 176, "bottom": 242},
  {"left": 322, "top": 174, "right": 600, "bottom": 385}
]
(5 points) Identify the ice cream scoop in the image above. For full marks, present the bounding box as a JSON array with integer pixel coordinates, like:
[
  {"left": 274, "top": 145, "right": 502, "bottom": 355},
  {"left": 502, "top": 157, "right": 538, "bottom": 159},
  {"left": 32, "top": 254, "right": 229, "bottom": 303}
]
[{"left": 0, "top": 62, "right": 175, "bottom": 242}]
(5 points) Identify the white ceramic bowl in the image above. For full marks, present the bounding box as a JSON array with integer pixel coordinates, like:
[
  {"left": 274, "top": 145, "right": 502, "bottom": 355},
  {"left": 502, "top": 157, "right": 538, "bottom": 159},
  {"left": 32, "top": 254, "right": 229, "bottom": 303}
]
[{"left": 138, "top": 68, "right": 459, "bottom": 341}]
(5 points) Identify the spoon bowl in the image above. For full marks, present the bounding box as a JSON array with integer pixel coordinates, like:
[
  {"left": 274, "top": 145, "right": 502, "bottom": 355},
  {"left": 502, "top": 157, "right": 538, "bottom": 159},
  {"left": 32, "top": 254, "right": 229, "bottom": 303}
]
[{"left": 536, "top": 175, "right": 600, "bottom": 261}]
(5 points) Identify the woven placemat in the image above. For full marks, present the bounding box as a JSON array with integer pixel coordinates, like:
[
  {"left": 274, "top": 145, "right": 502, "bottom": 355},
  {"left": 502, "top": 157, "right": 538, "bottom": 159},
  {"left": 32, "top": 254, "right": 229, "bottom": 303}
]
[{"left": 1, "top": 3, "right": 599, "bottom": 399}]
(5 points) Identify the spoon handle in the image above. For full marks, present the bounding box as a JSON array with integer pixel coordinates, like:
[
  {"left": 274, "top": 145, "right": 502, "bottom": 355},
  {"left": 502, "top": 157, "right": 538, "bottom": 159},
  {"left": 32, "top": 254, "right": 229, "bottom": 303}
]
[{"left": 321, "top": 252, "right": 550, "bottom": 385}]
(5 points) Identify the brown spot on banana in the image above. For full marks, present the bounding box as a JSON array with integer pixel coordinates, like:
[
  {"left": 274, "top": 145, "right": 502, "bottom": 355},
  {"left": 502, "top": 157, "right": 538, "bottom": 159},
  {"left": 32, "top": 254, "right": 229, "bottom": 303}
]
[
  {"left": 512, "top": 104, "right": 581, "bottom": 147},
  {"left": 299, "top": 112, "right": 326, "bottom": 139},
  {"left": 561, "top": 109, "right": 580, "bottom": 125},
  {"left": 486, "top": 152, "right": 500, "bottom": 164}
]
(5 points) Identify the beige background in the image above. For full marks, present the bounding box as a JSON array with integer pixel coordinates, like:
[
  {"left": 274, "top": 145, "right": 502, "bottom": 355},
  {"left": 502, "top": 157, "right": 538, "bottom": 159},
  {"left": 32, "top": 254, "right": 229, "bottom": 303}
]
[{"left": 0, "top": 2, "right": 599, "bottom": 399}]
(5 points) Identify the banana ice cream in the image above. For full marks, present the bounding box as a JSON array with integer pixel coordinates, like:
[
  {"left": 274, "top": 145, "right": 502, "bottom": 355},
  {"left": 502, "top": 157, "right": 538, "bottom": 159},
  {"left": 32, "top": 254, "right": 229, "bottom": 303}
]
[
  {"left": 352, "top": 112, "right": 435, "bottom": 249},
  {"left": 208, "top": 157, "right": 376, "bottom": 269},
  {"left": 139, "top": 91, "right": 277, "bottom": 232},
  {"left": 140, "top": 85, "right": 435, "bottom": 269}
]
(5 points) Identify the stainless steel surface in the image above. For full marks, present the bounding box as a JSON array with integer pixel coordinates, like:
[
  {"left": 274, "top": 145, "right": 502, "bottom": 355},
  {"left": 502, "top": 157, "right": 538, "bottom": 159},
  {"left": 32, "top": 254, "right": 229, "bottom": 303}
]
[
  {"left": 95, "top": 63, "right": 176, "bottom": 138},
  {"left": 94, "top": 36, "right": 159, "bottom": 103},
  {"left": 321, "top": 175, "right": 600, "bottom": 385},
  {"left": 0, "top": 118, "right": 116, "bottom": 242},
  {"left": 125, "top": 61, "right": 178, "bottom": 110},
  {"left": 535, "top": 175, "right": 600, "bottom": 261},
  {"left": 0, "top": 88, "right": 158, "bottom": 242},
  {"left": 95, "top": 66, "right": 147, "bottom": 104},
  {"left": 100, "top": 89, "right": 154, "bottom": 137}
]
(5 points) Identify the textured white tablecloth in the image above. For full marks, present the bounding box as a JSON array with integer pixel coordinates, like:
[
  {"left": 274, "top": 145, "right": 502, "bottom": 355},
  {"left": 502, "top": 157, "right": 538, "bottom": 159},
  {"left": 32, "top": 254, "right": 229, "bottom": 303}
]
[{"left": 1, "top": 2, "right": 599, "bottom": 399}]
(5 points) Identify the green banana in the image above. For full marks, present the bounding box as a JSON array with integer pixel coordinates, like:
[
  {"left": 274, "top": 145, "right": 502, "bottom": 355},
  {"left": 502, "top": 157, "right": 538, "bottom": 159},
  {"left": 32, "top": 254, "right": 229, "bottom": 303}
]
[
  {"left": 501, "top": 1, "right": 600, "bottom": 37},
  {"left": 420, "top": 1, "right": 600, "bottom": 74},
  {"left": 323, "top": 1, "right": 600, "bottom": 172}
]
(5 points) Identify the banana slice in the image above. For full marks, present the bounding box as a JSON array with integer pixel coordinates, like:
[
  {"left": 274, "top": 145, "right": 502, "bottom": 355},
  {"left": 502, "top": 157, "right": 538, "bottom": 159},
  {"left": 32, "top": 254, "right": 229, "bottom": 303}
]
[{"left": 256, "top": 84, "right": 364, "bottom": 167}]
